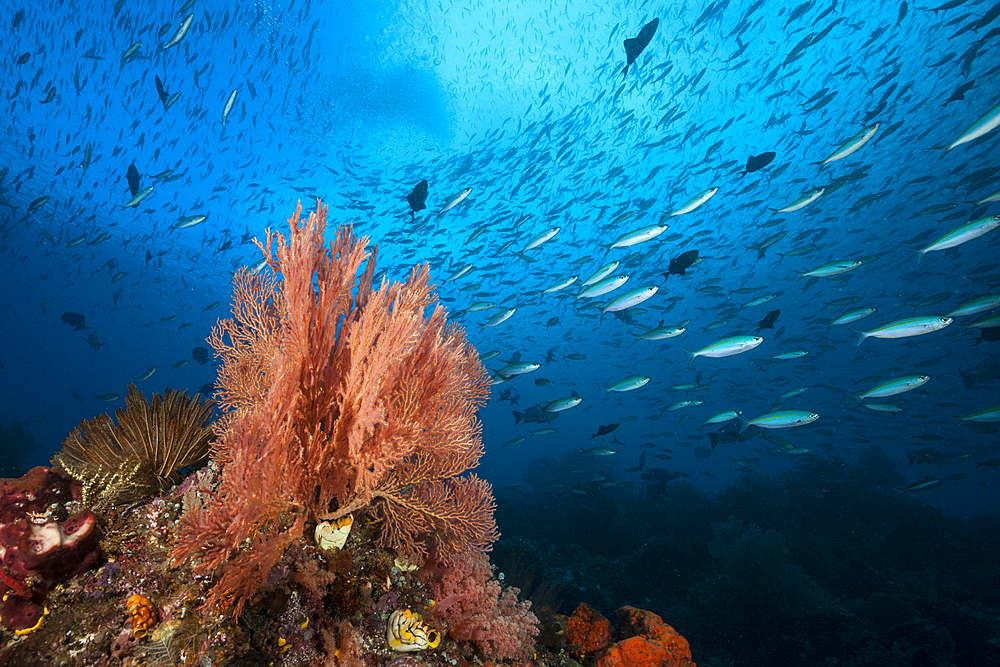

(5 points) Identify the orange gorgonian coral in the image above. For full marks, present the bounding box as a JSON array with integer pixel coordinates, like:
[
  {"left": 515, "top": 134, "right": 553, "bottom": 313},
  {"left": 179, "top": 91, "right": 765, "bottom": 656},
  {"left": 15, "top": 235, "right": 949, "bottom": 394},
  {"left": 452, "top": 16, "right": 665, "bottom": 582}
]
[{"left": 171, "top": 200, "right": 497, "bottom": 617}]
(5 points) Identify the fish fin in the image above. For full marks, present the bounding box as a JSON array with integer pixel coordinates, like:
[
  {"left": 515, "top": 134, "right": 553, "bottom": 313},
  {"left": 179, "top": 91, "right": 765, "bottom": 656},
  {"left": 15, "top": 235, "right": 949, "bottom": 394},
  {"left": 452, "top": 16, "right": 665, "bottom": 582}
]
[{"left": 853, "top": 327, "right": 868, "bottom": 346}]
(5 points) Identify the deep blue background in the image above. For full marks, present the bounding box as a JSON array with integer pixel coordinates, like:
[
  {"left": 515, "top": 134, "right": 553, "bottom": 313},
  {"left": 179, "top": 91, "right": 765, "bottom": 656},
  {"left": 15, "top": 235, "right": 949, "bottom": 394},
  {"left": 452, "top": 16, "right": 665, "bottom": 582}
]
[{"left": 0, "top": 0, "right": 998, "bottom": 520}]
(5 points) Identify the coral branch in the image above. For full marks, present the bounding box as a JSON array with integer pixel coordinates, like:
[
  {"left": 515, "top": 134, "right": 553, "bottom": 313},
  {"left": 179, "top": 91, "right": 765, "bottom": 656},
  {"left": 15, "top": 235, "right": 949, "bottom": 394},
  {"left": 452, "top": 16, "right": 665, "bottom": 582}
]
[{"left": 172, "top": 200, "right": 497, "bottom": 616}]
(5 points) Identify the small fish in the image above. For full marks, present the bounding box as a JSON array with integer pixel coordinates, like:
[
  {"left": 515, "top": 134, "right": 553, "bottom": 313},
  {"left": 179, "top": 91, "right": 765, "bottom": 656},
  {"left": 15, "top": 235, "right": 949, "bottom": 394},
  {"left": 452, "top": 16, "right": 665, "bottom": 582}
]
[
  {"left": 801, "top": 260, "right": 862, "bottom": 277},
  {"left": 580, "top": 446, "right": 617, "bottom": 456},
  {"left": 670, "top": 187, "right": 719, "bottom": 216},
  {"left": 661, "top": 250, "right": 699, "bottom": 279},
  {"left": 437, "top": 187, "right": 472, "bottom": 219},
  {"left": 857, "top": 316, "right": 953, "bottom": 345},
  {"left": 622, "top": 18, "right": 659, "bottom": 77},
  {"left": 689, "top": 335, "right": 763, "bottom": 364},
  {"left": 159, "top": 13, "right": 193, "bottom": 51},
  {"left": 591, "top": 423, "right": 619, "bottom": 438},
  {"left": 501, "top": 437, "right": 526, "bottom": 449},
  {"left": 483, "top": 308, "right": 516, "bottom": 328},
  {"left": 406, "top": 180, "right": 428, "bottom": 217},
  {"left": 829, "top": 307, "right": 876, "bottom": 326},
  {"left": 773, "top": 187, "right": 825, "bottom": 213},
  {"left": 94, "top": 392, "right": 121, "bottom": 402},
  {"left": 120, "top": 40, "right": 142, "bottom": 68},
  {"left": 522, "top": 226, "right": 560, "bottom": 253},
  {"left": 606, "top": 376, "right": 650, "bottom": 392},
  {"left": 174, "top": 214, "right": 207, "bottom": 229},
  {"left": 738, "top": 151, "right": 775, "bottom": 176},
  {"left": 496, "top": 361, "right": 540, "bottom": 377},
  {"left": 133, "top": 366, "right": 157, "bottom": 381},
  {"left": 123, "top": 186, "right": 154, "bottom": 209},
  {"left": 814, "top": 122, "right": 879, "bottom": 167},
  {"left": 577, "top": 274, "right": 629, "bottom": 300},
  {"left": 743, "top": 410, "right": 819, "bottom": 430},
  {"left": 222, "top": 88, "right": 238, "bottom": 129},
  {"left": 757, "top": 309, "right": 780, "bottom": 332},
  {"left": 898, "top": 478, "right": 943, "bottom": 494},
  {"left": 704, "top": 410, "right": 740, "bottom": 424},
  {"left": 544, "top": 396, "right": 583, "bottom": 412},
  {"left": 601, "top": 286, "right": 658, "bottom": 322},
  {"left": 937, "top": 99, "right": 1000, "bottom": 151},
  {"left": 918, "top": 215, "right": 1000, "bottom": 262},
  {"left": 948, "top": 295, "right": 1000, "bottom": 318},
  {"left": 582, "top": 261, "right": 620, "bottom": 286},
  {"left": 61, "top": 311, "right": 89, "bottom": 330},
  {"left": 126, "top": 163, "right": 141, "bottom": 196},
  {"left": 858, "top": 375, "right": 930, "bottom": 400},
  {"left": 608, "top": 224, "right": 668, "bottom": 250}
]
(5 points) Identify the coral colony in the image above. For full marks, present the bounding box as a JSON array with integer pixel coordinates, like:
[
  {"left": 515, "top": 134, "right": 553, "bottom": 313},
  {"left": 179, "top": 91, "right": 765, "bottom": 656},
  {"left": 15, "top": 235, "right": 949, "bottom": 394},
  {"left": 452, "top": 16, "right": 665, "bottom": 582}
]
[{"left": 0, "top": 202, "right": 694, "bottom": 666}]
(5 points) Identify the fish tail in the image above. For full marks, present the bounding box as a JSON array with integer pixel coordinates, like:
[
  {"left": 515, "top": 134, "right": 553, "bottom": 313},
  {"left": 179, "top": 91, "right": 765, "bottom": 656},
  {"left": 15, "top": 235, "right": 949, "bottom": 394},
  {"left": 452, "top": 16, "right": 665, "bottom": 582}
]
[{"left": 853, "top": 328, "right": 868, "bottom": 346}]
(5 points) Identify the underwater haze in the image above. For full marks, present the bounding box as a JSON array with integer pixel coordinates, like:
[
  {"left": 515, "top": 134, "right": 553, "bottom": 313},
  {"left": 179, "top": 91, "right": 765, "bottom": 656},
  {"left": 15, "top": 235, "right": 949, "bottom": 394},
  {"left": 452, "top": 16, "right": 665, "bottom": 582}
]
[{"left": 2, "top": 0, "right": 1000, "bottom": 662}]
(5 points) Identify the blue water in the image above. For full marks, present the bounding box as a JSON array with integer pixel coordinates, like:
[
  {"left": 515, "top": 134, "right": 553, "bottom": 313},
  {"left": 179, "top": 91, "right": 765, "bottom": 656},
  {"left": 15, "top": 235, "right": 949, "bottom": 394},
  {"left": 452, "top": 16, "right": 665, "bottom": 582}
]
[{"left": 1, "top": 0, "right": 999, "bottom": 646}]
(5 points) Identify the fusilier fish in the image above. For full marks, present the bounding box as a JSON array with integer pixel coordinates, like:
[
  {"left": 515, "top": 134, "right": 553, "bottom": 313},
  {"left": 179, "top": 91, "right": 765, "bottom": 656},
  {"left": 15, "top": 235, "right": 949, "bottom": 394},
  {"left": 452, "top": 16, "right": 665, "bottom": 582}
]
[
  {"left": 670, "top": 187, "right": 719, "bottom": 216},
  {"left": 858, "top": 374, "right": 930, "bottom": 400},
  {"left": 483, "top": 308, "right": 516, "bottom": 327},
  {"left": 830, "top": 307, "right": 876, "bottom": 326},
  {"left": 522, "top": 226, "right": 560, "bottom": 252},
  {"left": 437, "top": 187, "right": 472, "bottom": 219},
  {"left": 601, "top": 286, "right": 658, "bottom": 321},
  {"left": 815, "top": 122, "right": 879, "bottom": 166},
  {"left": 543, "top": 396, "right": 583, "bottom": 412},
  {"left": 608, "top": 224, "right": 669, "bottom": 249},
  {"left": 918, "top": 215, "right": 1000, "bottom": 262},
  {"left": 577, "top": 274, "right": 629, "bottom": 300},
  {"left": 801, "top": 259, "right": 862, "bottom": 277},
  {"left": 582, "top": 261, "right": 620, "bottom": 286},
  {"left": 160, "top": 13, "right": 193, "bottom": 51},
  {"left": 773, "top": 187, "right": 825, "bottom": 212},
  {"left": 123, "top": 186, "right": 154, "bottom": 208},
  {"left": 689, "top": 335, "right": 763, "bottom": 364},
  {"left": 743, "top": 410, "right": 819, "bottom": 430},
  {"left": 939, "top": 100, "right": 1000, "bottom": 151},
  {"left": 606, "top": 375, "right": 651, "bottom": 392},
  {"left": 857, "top": 316, "right": 953, "bottom": 345},
  {"left": 222, "top": 88, "right": 238, "bottom": 128}
]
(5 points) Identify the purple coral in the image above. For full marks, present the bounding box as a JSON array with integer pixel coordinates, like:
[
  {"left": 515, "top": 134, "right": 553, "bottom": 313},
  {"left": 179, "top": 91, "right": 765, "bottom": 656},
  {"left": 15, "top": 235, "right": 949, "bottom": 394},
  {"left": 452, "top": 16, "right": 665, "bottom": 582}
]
[{"left": 0, "top": 466, "right": 101, "bottom": 633}]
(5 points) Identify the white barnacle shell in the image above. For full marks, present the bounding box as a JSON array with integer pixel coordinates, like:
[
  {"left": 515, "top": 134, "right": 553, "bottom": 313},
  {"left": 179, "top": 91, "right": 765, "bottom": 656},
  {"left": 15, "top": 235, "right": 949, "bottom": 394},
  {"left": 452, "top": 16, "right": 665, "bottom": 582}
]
[{"left": 314, "top": 515, "right": 352, "bottom": 551}]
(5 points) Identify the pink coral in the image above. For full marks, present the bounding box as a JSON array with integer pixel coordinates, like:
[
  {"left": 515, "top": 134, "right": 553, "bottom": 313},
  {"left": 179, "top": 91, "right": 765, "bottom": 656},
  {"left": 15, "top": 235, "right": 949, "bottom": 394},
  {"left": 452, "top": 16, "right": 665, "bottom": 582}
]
[
  {"left": 425, "top": 550, "right": 538, "bottom": 660},
  {"left": 0, "top": 467, "right": 100, "bottom": 633}
]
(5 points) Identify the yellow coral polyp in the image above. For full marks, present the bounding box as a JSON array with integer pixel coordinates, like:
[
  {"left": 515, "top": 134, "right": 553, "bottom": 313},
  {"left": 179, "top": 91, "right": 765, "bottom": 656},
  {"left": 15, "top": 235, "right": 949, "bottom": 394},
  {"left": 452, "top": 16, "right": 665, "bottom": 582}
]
[
  {"left": 126, "top": 594, "right": 156, "bottom": 638},
  {"left": 387, "top": 609, "right": 441, "bottom": 652}
]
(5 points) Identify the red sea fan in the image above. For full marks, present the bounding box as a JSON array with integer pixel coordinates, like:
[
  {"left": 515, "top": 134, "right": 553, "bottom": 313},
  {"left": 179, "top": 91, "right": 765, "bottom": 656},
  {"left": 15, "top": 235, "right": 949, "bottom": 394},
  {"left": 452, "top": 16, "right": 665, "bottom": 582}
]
[{"left": 426, "top": 550, "right": 539, "bottom": 660}]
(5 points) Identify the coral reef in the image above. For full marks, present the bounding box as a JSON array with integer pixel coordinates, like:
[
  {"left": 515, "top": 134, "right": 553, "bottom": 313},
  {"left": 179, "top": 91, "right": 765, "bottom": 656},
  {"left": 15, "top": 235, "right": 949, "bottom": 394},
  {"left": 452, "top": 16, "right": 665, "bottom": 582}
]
[
  {"left": 566, "top": 603, "right": 610, "bottom": 658},
  {"left": 51, "top": 383, "right": 215, "bottom": 511},
  {"left": 171, "top": 201, "right": 498, "bottom": 618},
  {"left": 0, "top": 467, "right": 100, "bottom": 634},
  {"left": 597, "top": 607, "right": 694, "bottom": 667},
  {"left": 424, "top": 549, "right": 539, "bottom": 660}
]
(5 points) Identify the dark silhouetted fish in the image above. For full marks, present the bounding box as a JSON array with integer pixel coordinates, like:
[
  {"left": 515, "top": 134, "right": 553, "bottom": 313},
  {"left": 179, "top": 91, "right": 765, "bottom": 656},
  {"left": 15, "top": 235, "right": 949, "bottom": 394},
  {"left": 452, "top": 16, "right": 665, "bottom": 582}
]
[
  {"left": 708, "top": 422, "right": 760, "bottom": 449},
  {"left": 406, "top": 180, "right": 428, "bottom": 218},
  {"left": 960, "top": 353, "right": 1000, "bottom": 388},
  {"left": 61, "top": 311, "right": 89, "bottom": 330},
  {"left": 126, "top": 163, "right": 141, "bottom": 197},
  {"left": 513, "top": 406, "right": 558, "bottom": 425},
  {"left": 155, "top": 75, "right": 170, "bottom": 108},
  {"left": 622, "top": 18, "right": 659, "bottom": 77},
  {"left": 198, "top": 382, "right": 215, "bottom": 396},
  {"left": 661, "top": 250, "right": 699, "bottom": 280},
  {"left": 591, "top": 423, "right": 619, "bottom": 438},
  {"left": 943, "top": 80, "right": 976, "bottom": 105},
  {"left": 85, "top": 333, "right": 104, "bottom": 353},
  {"left": 738, "top": 151, "right": 776, "bottom": 176},
  {"left": 192, "top": 346, "right": 210, "bottom": 365},
  {"left": 972, "top": 328, "right": 1000, "bottom": 344},
  {"left": 757, "top": 309, "right": 780, "bottom": 332}
]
